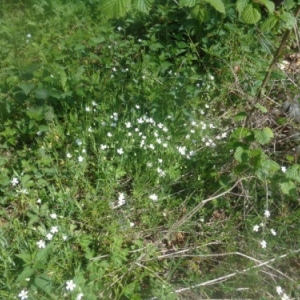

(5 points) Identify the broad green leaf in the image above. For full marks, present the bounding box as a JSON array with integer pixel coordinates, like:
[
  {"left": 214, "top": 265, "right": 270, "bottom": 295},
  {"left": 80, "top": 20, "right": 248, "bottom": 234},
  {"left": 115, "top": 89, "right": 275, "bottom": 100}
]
[
  {"left": 58, "top": 69, "right": 68, "bottom": 91},
  {"left": 34, "top": 246, "right": 52, "bottom": 269},
  {"left": 260, "top": 15, "right": 278, "bottom": 32},
  {"left": 242, "top": 4, "right": 261, "bottom": 24},
  {"left": 180, "top": 0, "right": 198, "bottom": 6},
  {"left": 286, "top": 165, "right": 300, "bottom": 183},
  {"left": 236, "top": 0, "right": 248, "bottom": 16},
  {"left": 16, "top": 267, "right": 35, "bottom": 283},
  {"left": 15, "top": 253, "right": 32, "bottom": 264},
  {"left": 254, "top": 127, "right": 273, "bottom": 145},
  {"left": 132, "top": 0, "right": 154, "bottom": 13},
  {"left": 260, "top": 159, "right": 280, "bottom": 176},
  {"left": 234, "top": 146, "right": 248, "bottom": 163},
  {"left": 34, "top": 274, "right": 52, "bottom": 294},
  {"left": 280, "top": 180, "right": 295, "bottom": 195},
  {"left": 43, "top": 106, "right": 55, "bottom": 121},
  {"left": 191, "top": 4, "right": 209, "bottom": 23},
  {"left": 19, "top": 82, "right": 36, "bottom": 95},
  {"left": 231, "top": 127, "right": 252, "bottom": 139},
  {"left": 90, "top": 36, "right": 106, "bottom": 44},
  {"left": 35, "top": 88, "right": 49, "bottom": 100},
  {"left": 280, "top": 12, "right": 296, "bottom": 29},
  {"left": 205, "top": 0, "right": 225, "bottom": 13},
  {"left": 100, "top": 0, "right": 131, "bottom": 19},
  {"left": 27, "top": 106, "right": 44, "bottom": 121},
  {"left": 257, "top": 0, "right": 274, "bottom": 14}
]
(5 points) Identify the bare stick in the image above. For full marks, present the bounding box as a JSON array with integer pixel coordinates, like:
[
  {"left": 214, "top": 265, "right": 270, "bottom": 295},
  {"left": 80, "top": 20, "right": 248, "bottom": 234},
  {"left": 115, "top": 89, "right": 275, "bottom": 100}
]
[
  {"left": 258, "top": 5, "right": 300, "bottom": 100},
  {"left": 174, "top": 249, "right": 300, "bottom": 293}
]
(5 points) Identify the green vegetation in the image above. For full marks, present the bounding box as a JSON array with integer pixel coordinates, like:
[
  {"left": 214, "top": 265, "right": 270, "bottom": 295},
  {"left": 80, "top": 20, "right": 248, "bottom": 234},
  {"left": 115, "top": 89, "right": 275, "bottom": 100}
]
[{"left": 1, "top": 0, "right": 300, "bottom": 299}]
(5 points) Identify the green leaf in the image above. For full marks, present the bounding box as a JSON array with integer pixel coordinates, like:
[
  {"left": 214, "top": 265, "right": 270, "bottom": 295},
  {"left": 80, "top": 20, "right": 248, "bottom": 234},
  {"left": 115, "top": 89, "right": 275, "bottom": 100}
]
[
  {"left": 180, "top": 0, "right": 198, "bottom": 6},
  {"left": 231, "top": 127, "right": 252, "bottom": 139},
  {"left": 280, "top": 180, "right": 295, "bottom": 195},
  {"left": 191, "top": 4, "right": 209, "bottom": 23},
  {"left": 27, "top": 106, "right": 44, "bottom": 121},
  {"left": 254, "top": 127, "right": 274, "bottom": 145},
  {"left": 260, "top": 15, "right": 278, "bottom": 32},
  {"left": 234, "top": 112, "right": 248, "bottom": 121},
  {"left": 280, "top": 12, "right": 296, "bottom": 29},
  {"left": 236, "top": 0, "right": 248, "bottom": 16},
  {"left": 43, "top": 106, "right": 55, "bottom": 121},
  {"left": 132, "top": 0, "right": 154, "bottom": 13},
  {"left": 15, "top": 253, "right": 32, "bottom": 264},
  {"left": 259, "top": 159, "right": 280, "bottom": 176},
  {"left": 34, "top": 274, "right": 52, "bottom": 295},
  {"left": 16, "top": 267, "right": 35, "bottom": 283},
  {"left": 205, "top": 0, "right": 225, "bottom": 13},
  {"left": 35, "top": 88, "right": 49, "bottom": 100},
  {"left": 19, "top": 82, "right": 36, "bottom": 95},
  {"left": 100, "top": 0, "right": 131, "bottom": 19},
  {"left": 34, "top": 246, "right": 52, "bottom": 269},
  {"left": 286, "top": 165, "right": 300, "bottom": 183},
  {"left": 256, "top": 0, "right": 274, "bottom": 14},
  {"left": 58, "top": 69, "right": 68, "bottom": 91},
  {"left": 254, "top": 103, "right": 268, "bottom": 113},
  {"left": 242, "top": 4, "right": 261, "bottom": 24},
  {"left": 234, "top": 146, "right": 249, "bottom": 163}
]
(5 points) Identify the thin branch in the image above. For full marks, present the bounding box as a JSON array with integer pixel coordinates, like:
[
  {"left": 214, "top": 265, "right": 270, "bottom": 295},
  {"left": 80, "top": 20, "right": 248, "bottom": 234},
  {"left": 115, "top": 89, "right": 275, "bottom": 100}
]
[
  {"left": 161, "top": 177, "right": 254, "bottom": 239},
  {"left": 174, "top": 249, "right": 300, "bottom": 293},
  {"left": 258, "top": 5, "right": 300, "bottom": 100}
]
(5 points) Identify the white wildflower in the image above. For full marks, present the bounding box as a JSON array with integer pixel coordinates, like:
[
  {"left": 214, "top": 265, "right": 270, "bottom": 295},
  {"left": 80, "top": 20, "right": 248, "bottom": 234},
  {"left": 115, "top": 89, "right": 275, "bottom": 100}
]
[
  {"left": 260, "top": 240, "right": 267, "bottom": 249},
  {"left": 66, "top": 280, "right": 76, "bottom": 291}
]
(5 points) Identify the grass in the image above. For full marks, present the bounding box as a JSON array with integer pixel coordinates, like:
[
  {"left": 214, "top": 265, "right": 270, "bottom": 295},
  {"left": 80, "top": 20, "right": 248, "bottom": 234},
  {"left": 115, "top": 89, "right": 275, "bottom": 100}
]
[{"left": 0, "top": 1, "right": 300, "bottom": 300}]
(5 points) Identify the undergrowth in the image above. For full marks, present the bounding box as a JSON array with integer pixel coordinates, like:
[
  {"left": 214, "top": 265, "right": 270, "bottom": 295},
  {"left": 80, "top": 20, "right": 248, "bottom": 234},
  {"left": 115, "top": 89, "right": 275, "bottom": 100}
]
[{"left": 0, "top": 1, "right": 300, "bottom": 300}]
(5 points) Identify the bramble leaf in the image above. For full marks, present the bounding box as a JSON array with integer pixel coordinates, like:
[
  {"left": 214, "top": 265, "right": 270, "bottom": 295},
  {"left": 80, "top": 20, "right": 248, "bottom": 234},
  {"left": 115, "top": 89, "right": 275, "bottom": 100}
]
[{"left": 254, "top": 127, "right": 274, "bottom": 145}]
